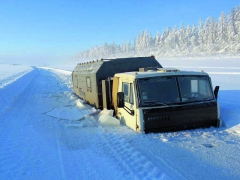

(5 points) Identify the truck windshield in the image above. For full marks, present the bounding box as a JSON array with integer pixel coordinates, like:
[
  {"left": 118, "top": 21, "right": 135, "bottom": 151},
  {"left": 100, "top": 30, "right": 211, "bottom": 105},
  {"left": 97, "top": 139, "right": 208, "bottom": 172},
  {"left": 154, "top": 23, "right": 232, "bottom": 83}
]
[
  {"left": 178, "top": 76, "right": 214, "bottom": 102},
  {"left": 137, "top": 76, "right": 214, "bottom": 106},
  {"left": 138, "top": 77, "right": 180, "bottom": 106}
]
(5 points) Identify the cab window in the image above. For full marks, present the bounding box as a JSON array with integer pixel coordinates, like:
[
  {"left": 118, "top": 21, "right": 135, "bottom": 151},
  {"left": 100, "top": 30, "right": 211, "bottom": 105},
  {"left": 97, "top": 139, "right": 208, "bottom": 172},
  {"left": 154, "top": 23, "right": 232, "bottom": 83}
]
[{"left": 122, "top": 82, "right": 134, "bottom": 104}]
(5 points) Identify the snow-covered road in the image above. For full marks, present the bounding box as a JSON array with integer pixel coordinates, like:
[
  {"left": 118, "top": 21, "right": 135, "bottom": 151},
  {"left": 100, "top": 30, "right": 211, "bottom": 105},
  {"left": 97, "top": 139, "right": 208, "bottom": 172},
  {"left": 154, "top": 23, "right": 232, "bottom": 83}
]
[{"left": 0, "top": 66, "right": 240, "bottom": 179}]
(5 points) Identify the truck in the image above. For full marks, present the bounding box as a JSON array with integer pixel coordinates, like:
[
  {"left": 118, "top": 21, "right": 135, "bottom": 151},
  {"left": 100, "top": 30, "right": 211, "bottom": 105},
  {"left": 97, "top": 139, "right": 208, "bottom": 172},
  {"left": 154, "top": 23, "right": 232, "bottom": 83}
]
[{"left": 72, "top": 56, "right": 220, "bottom": 133}]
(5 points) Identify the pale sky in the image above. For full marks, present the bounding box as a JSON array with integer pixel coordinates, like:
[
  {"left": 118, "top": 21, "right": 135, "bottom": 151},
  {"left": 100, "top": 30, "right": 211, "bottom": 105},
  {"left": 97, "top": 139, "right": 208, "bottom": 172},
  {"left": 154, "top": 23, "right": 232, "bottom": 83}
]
[{"left": 0, "top": 0, "right": 239, "bottom": 65}]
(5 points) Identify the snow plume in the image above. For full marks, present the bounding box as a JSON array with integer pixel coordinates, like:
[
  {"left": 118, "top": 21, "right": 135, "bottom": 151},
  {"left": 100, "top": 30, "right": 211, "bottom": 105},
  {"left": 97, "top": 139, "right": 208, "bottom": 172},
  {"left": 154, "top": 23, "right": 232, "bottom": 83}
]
[{"left": 74, "top": 4, "right": 240, "bottom": 60}]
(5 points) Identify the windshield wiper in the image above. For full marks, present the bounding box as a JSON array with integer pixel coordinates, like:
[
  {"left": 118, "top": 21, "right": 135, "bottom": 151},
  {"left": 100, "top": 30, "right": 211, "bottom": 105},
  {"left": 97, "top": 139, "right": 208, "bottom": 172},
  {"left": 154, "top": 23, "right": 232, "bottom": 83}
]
[
  {"left": 143, "top": 100, "right": 170, "bottom": 107},
  {"left": 199, "top": 98, "right": 214, "bottom": 103},
  {"left": 202, "top": 98, "right": 213, "bottom": 101},
  {"left": 185, "top": 97, "right": 198, "bottom": 101},
  {"left": 183, "top": 97, "right": 214, "bottom": 103}
]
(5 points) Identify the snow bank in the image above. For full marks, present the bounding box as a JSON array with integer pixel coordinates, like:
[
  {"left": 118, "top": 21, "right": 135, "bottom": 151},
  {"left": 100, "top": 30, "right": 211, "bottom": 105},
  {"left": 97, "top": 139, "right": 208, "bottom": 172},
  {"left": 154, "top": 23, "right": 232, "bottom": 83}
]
[
  {"left": 218, "top": 90, "right": 240, "bottom": 131},
  {"left": 0, "top": 64, "right": 33, "bottom": 89},
  {"left": 38, "top": 67, "right": 72, "bottom": 75},
  {"left": 99, "top": 115, "right": 120, "bottom": 127},
  {"left": 226, "top": 125, "right": 240, "bottom": 136},
  {"left": 98, "top": 109, "right": 120, "bottom": 127},
  {"left": 0, "top": 66, "right": 36, "bottom": 115},
  {"left": 99, "top": 108, "right": 114, "bottom": 116},
  {"left": 75, "top": 99, "right": 87, "bottom": 108}
]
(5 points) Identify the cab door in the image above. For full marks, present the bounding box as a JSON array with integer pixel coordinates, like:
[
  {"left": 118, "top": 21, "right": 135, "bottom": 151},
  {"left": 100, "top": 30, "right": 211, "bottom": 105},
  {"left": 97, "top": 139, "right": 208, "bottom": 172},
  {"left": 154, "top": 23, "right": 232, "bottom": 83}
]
[{"left": 117, "top": 80, "right": 137, "bottom": 131}]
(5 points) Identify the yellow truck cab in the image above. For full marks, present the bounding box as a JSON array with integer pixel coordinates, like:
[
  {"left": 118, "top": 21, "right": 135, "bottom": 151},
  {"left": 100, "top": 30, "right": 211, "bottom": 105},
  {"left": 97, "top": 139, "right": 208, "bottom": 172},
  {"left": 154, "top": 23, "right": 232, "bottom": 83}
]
[{"left": 113, "top": 69, "right": 220, "bottom": 133}]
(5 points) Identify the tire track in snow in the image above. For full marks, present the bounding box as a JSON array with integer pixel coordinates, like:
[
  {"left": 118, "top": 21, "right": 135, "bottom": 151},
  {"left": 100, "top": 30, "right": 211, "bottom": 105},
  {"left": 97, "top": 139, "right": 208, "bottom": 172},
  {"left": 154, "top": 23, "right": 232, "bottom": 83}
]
[
  {"left": 60, "top": 124, "right": 132, "bottom": 180},
  {"left": 0, "top": 68, "right": 46, "bottom": 179},
  {"left": 0, "top": 68, "right": 71, "bottom": 179},
  {"left": 53, "top": 121, "right": 66, "bottom": 179},
  {"left": 58, "top": 126, "right": 101, "bottom": 180},
  {"left": 97, "top": 127, "right": 170, "bottom": 180}
]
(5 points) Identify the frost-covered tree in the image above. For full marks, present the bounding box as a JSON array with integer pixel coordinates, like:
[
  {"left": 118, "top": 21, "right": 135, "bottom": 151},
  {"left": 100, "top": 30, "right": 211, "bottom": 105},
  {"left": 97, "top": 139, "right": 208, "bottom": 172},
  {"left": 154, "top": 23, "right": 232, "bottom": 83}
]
[
  {"left": 75, "top": 4, "right": 240, "bottom": 59},
  {"left": 121, "top": 40, "right": 127, "bottom": 53},
  {"left": 164, "top": 28, "right": 172, "bottom": 48},
  {"left": 190, "top": 24, "right": 198, "bottom": 46},
  {"left": 134, "top": 33, "right": 142, "bottom": 52},
  {"left": 234, "top": 5, "right": 240, "bottom": 42},
  {"left": 217, "top": 12, "right": 228, "bottom": 43},
  {"left": 142, "top": 30, "right": 153, "bottom": 48},
  {"left": 155, "top": 31, "right": 161, "bottom": 47},
  {"left": 178, "top": 23, "right": 186, "bottom": 48},
  {"left": 172, "top": 26, "right": 180, "bottom": 49},
  {"left": 198, "top": 18, "right": 205, "bottom": 45},
  {"left": 204, "top": 17, "right": 217, "bottom": 44},
  {"left": 165, "top": 27, "right": 177, "bottom": 49},
  {"left": 227, "top": 8, "right": 237, "bottom": 42},
  {"left": 122, "top": 40, "right": 132, "bottom": 54},
  {"left": 185, "top": 25, "right": 192, "bottom": 46}
]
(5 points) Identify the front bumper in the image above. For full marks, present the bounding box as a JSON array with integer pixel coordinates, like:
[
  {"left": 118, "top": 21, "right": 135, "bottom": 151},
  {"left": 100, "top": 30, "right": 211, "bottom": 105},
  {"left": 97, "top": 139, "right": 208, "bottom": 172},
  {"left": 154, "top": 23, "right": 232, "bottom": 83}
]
[{"left": 143, "top": 101, "right": 219, "bottom": 133}]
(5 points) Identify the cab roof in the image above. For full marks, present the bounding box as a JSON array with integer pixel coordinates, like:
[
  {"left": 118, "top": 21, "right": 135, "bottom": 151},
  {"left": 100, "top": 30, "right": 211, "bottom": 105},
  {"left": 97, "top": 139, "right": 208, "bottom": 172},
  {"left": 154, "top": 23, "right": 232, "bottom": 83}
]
[{"left": 114, "top": 70, "right": 209, "bottom": 79}]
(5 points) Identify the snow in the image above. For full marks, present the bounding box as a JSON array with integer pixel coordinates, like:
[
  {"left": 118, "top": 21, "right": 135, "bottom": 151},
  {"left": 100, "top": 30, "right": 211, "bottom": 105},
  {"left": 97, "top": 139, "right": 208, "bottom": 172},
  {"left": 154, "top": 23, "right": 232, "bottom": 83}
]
[
  {"left": 99, "top": 114, "right": 120, "bottom": 127},
  {"left": 0, "top": 58, "right": 240, "bottom": 179},
  {"left": 0, "top": 64, "right": 33, "bottom": 89},
  {"left": 39, "top": 66, "right": 72, "bottom": 75}
]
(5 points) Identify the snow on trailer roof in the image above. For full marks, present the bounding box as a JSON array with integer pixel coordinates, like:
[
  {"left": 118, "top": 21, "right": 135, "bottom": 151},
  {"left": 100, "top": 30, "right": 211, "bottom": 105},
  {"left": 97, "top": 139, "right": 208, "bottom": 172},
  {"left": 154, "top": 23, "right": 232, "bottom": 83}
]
[{"left": 115, "top": 69, "right": 209, "bottom": 79}]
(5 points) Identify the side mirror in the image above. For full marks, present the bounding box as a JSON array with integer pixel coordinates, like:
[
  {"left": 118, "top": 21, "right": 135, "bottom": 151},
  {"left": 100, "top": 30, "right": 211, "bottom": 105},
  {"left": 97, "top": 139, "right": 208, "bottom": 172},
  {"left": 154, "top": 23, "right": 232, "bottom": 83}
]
[
  {"left": 117, "top": 92, "right": 125, "bottom": 108},
  {"left": 214, "top": 86, "right": 220, "bottom": 100}
]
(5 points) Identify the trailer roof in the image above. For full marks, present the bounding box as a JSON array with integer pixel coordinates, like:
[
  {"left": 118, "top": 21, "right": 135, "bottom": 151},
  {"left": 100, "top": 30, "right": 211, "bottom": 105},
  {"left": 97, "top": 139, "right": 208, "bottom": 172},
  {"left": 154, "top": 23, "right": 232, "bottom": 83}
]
[{"left": 73, "top": 56, "right": 162, "bottom": 75}]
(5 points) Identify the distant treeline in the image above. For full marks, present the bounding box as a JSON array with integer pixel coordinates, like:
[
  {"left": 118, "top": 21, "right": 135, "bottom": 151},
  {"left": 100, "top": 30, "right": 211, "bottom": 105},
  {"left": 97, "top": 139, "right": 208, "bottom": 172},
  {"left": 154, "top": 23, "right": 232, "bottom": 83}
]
[{"left": 75, "top": 4, "right": 240, "bottom": 60}]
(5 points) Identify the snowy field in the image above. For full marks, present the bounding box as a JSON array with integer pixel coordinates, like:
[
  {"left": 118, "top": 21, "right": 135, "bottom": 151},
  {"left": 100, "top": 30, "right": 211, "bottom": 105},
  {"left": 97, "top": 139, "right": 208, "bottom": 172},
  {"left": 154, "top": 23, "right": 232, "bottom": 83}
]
[{"left": 0, "top": 58, "right": 240, "bottom": 179}]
